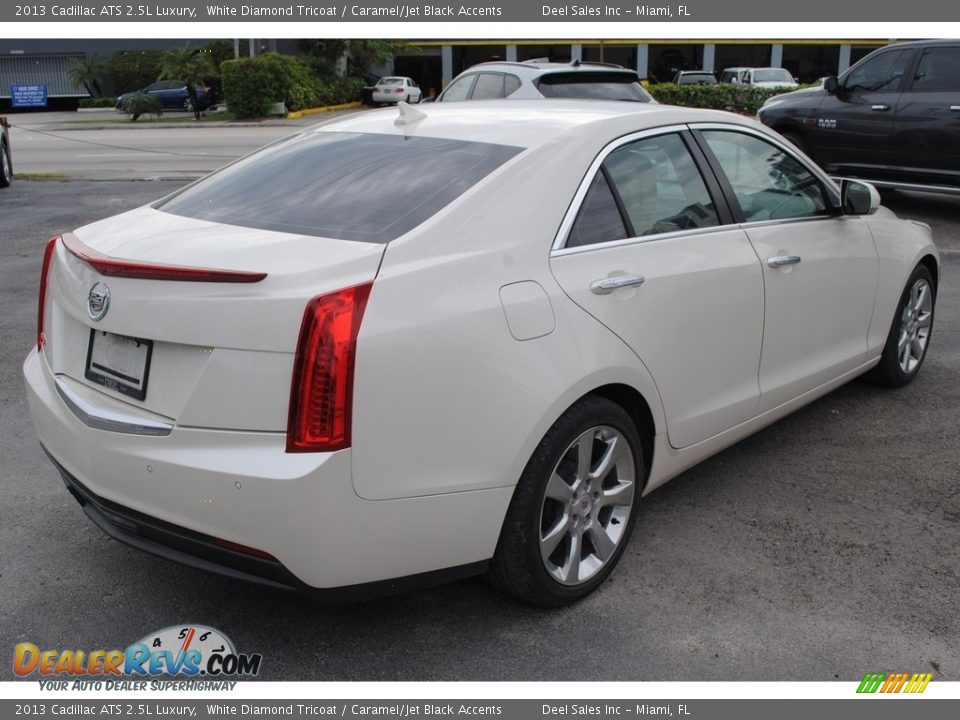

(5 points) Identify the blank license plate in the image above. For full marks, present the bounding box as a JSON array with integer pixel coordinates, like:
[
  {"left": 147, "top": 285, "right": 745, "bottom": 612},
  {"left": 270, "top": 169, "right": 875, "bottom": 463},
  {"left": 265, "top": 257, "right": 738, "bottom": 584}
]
[{"left": 85, "top": 330, "right": 153, "bottom": 401}]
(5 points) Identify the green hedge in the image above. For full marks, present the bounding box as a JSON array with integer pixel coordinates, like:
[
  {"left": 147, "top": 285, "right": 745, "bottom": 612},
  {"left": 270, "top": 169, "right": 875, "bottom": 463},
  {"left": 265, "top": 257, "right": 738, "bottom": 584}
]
[
  {"left": 647, "top": 83, "right": 808, "bottom": 115},
  {"left": 110, "top": 50, "right": 164, "bottom": 94},
  {"left": 78, "top": 96, "right": 117, "bottom": 108},
  {"left": 221, "top": 54, "right": 363, "bottom": 118}
]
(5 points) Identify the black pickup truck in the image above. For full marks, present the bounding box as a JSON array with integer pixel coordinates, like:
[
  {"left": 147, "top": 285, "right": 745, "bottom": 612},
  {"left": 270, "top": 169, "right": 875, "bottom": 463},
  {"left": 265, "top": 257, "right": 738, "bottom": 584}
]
[
  {"left": 1, "top": 116, "right": 11, "bottom": 188},
  {"left": 758, "top": 39, "right": 960, "bottom": 194}
]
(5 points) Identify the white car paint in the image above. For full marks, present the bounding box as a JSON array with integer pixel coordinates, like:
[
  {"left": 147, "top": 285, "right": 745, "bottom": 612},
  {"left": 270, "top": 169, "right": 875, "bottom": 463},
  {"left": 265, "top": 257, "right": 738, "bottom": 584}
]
[
  {"left": 23, "top": 100, "right": 939, "bottom": 599},
  {"left": 371, "top": 76, "right": 422, "bottom": 104}
]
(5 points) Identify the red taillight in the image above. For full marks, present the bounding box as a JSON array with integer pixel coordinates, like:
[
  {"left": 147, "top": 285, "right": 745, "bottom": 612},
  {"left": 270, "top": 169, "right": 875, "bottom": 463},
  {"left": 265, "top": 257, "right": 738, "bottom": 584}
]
[
  {"left": 37, "top": 236, "right": 59, "bottom": 351},
  {"left": 286, "top": 282, "right": 373, "bottom": 453},
  {"left": 395, "top": 88, "right": 404, "bottom": 93},
  {"left": 61, "top": 234, "right": 267, "bottom": 283}
]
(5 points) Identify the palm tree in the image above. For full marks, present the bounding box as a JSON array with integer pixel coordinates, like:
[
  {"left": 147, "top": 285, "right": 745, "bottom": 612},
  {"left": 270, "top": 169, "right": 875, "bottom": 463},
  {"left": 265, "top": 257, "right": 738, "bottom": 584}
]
[
  {"left": 157, "top": 45, "right": 218, "bottom": 120},
  {"left": 67, "top": 55, "right": 106, "bottom": 97}
]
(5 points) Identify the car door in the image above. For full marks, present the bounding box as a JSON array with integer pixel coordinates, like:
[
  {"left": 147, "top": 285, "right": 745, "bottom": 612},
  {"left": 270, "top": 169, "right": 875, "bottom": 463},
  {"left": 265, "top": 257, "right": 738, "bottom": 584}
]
[
  {"left": 813, "top": 47, "right": 914, "bottom": 173},
  {"left": 694, "top": 127, "right": 878, "bottom": 414},
  {"left": 891, "top": 44, "right": 960, "bottom": 182},
  {"left": 550, "top": 129, "right": 765, "bottom": 449}
]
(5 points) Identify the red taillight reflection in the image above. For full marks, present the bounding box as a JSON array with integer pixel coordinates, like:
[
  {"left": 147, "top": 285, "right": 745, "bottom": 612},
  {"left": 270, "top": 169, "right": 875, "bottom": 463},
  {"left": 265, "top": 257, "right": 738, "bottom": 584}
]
[
  {"left": 213, "top": 538, "right": 277, "bottom": 561},
  {"left": 286, "top": 282, "right": 373, "bottom": 453},
  {"left": 37, "top": 237, "right": 59, "bottom": 351}
]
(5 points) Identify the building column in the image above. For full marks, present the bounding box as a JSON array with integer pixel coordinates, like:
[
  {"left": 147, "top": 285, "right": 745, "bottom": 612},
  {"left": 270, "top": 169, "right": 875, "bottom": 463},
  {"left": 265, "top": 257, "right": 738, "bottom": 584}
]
[
  {"left": 506, "top": 44, "right": 517, "bottom": 62},
  {"left": 838, "top": 44, "right": 852, "bottom": 74},
  {"left": 441, "top": 45, "right": 453, "bottom": 87},
  {"left": 571, "top": 44, "right": 582, "bottom": 63},
  {"left": 771, "top": 43, "right": 784, "bottom": 68},
  {"left": 702, "top": 43, "right": 715, "bottom": 72},
  {"left": 637, "top": 43, "right": 649, "bottom": 79}
]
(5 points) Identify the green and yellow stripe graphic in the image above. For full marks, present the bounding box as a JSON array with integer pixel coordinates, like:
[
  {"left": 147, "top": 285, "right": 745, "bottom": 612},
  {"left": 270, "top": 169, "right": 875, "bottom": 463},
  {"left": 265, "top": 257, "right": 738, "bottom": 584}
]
[{"left": 857, "top": 672, "right": 932, "bottom": 694}]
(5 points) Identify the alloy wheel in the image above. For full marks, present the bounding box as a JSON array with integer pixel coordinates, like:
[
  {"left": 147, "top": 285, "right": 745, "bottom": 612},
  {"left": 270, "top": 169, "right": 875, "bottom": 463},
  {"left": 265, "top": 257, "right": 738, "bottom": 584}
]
[{"left": 898, "top": 277, "right": 933, "bottom": 374}]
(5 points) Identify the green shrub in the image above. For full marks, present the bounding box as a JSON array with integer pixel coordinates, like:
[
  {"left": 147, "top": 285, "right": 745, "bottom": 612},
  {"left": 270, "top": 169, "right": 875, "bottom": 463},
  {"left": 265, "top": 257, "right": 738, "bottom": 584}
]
[
  {"left": 316, "top": 76, "right": 363, "bottom": 106},
  {"left": 221, "top": 53, "right": 324, "bottom": 117},
  {"left": 110, "top": 50, "right": 164, "bottom": 94},
  {"left": 78, "top": 96, "right": 117, "bottom": 108},
  {"left": 123, "top": 92, "right": 163, "bottom": 121},
  {"left": 648, "top": 83, "right": 809, "bottom": 115}
]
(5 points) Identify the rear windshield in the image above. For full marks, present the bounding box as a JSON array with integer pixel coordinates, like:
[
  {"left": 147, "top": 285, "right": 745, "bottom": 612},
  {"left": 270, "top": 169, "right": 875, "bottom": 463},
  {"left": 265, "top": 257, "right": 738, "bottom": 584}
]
[
  {"left": 753, "top": 68, "right": 794, "bottom": 83},
  {"left": 536, "top": 72, "right": 651, "bottom": 102},
  {"left": 156, "top": 132, "right": 523, "bottom": 243}
]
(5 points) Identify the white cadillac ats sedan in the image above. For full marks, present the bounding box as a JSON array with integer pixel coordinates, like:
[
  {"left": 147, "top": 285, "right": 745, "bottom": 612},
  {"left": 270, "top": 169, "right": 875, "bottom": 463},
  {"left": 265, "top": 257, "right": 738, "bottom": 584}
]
[{"left": 24, "top": 101, "right": 939, "bottom": 606}]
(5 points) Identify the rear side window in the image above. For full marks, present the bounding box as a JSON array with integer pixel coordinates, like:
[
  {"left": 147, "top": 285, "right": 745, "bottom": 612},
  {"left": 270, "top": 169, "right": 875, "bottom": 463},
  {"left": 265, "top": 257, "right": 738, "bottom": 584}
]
[
  {"left": 536, "top": 72, "right": 651, "bottom": 102},
  {"left": 157, "top": 132, "right": 522, "bottom": 243},
  {"left": 911, "top": 47, "right": 960, "bottom": 92},
  {"left": 472, "top": 73, "right": 506, "bottom": 99},
  {"left": 567, "top": 133, "right": 719, "bottom": 247}
]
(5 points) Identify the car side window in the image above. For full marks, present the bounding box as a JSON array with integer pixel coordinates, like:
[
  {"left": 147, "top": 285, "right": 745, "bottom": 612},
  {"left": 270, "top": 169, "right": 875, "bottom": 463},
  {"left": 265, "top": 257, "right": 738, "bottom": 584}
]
[
  {"left": 843, "top": 49, "right": 911, "bottom": 93},
  {"left": 911, "top": 47, "right": 960, "bottom": 92},
  {"left": 504, "top": 74, "right": 522, "bottom": 96},
  {"left": 440, "top": 74, "right": 475, "bottom": 102},
  {"left": 472, "top": 73, "right": 505, "bottom": 99},
  {"left": 567, "top": 173, "right": 628, "bottom": 247},
  {"left": 567, "top": 133, "right": 720, "bottom": 247},
  {"left": 700, "top": 131, "right": 829, "bottom": 222}
]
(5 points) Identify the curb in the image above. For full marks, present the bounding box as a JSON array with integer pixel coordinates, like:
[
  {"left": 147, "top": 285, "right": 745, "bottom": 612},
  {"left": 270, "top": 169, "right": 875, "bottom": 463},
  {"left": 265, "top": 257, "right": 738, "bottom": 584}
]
[{"left": 286, "top": 101, "right": 362, "bottom": 119}]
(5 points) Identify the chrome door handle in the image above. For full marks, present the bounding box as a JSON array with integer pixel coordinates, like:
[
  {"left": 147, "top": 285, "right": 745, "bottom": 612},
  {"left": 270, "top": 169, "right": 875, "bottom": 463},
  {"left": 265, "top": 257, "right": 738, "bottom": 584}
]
[
  {"left": 590, "top": 274, "right": 646, "bottom": 294},
  {"left": 950, "top": 106, "right": 960, "bottom": 112},
  {"left": 871, "top": 104, "right": 890, "bottom": 111},
  {"left": 767, "top": 255, "right": 802, "bottom": 268}
]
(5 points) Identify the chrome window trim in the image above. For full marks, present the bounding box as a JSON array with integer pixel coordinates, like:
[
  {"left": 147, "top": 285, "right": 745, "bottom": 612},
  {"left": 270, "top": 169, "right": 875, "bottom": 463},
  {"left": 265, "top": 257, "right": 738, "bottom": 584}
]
[{"left": 55, "top": 376, "right": 173, "bottom": 437}]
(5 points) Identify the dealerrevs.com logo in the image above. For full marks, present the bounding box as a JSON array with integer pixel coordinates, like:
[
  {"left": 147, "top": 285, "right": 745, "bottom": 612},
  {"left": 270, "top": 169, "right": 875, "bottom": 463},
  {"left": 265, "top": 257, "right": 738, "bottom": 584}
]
[{"left": 14, "top": 625, "right": 262, "bottom": 689}]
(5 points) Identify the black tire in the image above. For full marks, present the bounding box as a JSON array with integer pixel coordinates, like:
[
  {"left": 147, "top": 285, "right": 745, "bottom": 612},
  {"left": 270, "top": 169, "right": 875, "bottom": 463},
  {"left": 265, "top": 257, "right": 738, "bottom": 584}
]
[
  {"left": 404, "top": 94, "right": 410, "bottom": 104},
  {"left": 0, "top": 138, "right": 11, "bottom": 188},
  {"left": 867, "top": 263, "right": 936, "bottom": 387},
  {"left": 780, "top": 130, "right": 812, "bottom": 158},
  {"left": 488, "top": 396, "right": 644, "bottom": 607}
]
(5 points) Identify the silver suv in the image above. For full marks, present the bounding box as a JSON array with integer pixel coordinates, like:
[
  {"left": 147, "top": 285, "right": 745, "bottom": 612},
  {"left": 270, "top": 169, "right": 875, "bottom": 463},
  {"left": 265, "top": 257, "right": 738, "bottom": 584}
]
[{"left": 433, "top": 60, "right": 655, "bottom": 103}]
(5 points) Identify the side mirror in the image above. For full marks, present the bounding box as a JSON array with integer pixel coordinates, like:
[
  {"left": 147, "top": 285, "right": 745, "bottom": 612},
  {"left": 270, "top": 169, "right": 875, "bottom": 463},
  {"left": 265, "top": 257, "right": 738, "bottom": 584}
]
[
  {"left": 841, "top": 179, "right": 881, "bottom": 215},
  {"left": 823, "top": 76, "right": 839, "bottom": 94}
]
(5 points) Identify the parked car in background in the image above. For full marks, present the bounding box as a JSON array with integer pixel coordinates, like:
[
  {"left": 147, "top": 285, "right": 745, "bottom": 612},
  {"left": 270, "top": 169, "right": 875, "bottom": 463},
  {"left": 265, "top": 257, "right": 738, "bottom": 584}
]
[
  {"left": 719, "top": 67, "right": 751, "bottom": 84},
  {"left": 115, "top": 80, "right": 215, "bottom": 113},
  {"left": 721, "top": 67, "right": 799, "bottom": 89},
  {"left": 434, "top": 60, "right": 654, "bottom": 103},
  {"left": 371, "top": 76, "right": 422, "bottom": 104},
  {"left": 758, "top": 39, "right": 960, "bottom": 193},
  {"left": 0, "top": 117, "right": 11, "bottom": 188},
  {"left": 673, "top": 70, "right": 718, "bottom": 85},
  {"left": 25, "top": 100, "right": 939, "bottom": 606}
]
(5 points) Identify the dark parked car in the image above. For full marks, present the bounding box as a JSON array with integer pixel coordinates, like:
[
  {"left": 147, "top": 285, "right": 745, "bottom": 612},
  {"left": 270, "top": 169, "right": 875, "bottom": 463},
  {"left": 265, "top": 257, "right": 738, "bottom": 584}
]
[
  {"left": 0, "top": 117, "right": 11, "bottom": 188},
  {"left": 115, "top": 80, "right": 215, "bottom": 113},
  {"left": 758, "top": 39, "right": 960, "bottom": 193}
]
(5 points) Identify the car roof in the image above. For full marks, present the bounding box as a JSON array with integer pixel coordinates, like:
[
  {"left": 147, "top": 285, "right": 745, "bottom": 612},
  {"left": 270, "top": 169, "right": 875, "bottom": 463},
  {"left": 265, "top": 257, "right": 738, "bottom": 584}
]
[
  {"left": 310, "top": 99, "right": 755, "bottom": 150},
  {"left": 457, "top": 61, "right": 638, "bottom": 77}
]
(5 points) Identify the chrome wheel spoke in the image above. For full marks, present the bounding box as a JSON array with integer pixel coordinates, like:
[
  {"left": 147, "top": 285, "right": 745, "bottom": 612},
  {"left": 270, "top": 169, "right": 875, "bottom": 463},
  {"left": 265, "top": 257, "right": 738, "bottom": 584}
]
[
  {"left": 590, "top": 435, "right": 623, "bottom": 483},
  {"left": 911, "top": 337, "right": 925, "bottom": 360},
  {"left": 540, "top": 513, "right": 571, "bottom": 561},
  {"left": 598, "top": 480, "right": 634, "bottom": 509},
  {"left": 545, "top": 472, "right": 574, "bottom": 502},
  {"left": 575, "top": 432, "right": 594, "bottom": 484},
  {"left": 560, "top": 530, "right": 583, "bottom": 584},
  {"left": 587, "top": 524, "right": 616, "bottom": 562},
  {"left": 912, "top": 283, "right": 928, "bottom": 313},
  {"left": 917, "top": 311, "right": 932, "bottom": 329}
]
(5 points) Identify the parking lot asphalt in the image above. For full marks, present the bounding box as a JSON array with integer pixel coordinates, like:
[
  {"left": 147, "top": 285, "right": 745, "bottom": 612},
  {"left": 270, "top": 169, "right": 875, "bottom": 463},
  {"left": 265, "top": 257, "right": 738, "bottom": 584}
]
[{"left": 1, "top": 179, "right": 958, "bottom": 682}]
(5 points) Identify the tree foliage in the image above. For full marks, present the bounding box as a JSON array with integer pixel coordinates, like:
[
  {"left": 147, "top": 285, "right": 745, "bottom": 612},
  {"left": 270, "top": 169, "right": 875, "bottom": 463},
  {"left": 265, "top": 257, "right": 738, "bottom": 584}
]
[
  {"left": 68, "top": 55, "right": 106, "bottom": 97},
  {"left": 157, "top": 44, "right": 219, "bottom": 119}
]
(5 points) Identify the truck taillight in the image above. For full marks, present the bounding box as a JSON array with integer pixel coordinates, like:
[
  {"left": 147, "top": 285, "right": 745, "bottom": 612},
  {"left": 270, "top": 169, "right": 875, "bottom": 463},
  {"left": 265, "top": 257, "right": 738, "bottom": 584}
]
[
  {"left": 37, "top": 237, "right": 59, "bottom": 351},
  {"left": 286, "top": 282, "right": 373, "bottom": 453}
]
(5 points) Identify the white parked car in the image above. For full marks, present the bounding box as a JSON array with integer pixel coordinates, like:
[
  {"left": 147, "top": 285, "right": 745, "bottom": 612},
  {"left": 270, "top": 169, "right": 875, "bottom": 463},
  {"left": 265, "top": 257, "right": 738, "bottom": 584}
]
[
  {"left": 435, "top": 60, "right": 654, "bottom": 103},
  {"left": 729, "top": 67, "right": 799, "bottom": 89},
  {"left": 371, "top": 76, "right": 422, "bottom": 104},
  {"left": 24, "top": 101, "right": 939, "bottom": 606}
]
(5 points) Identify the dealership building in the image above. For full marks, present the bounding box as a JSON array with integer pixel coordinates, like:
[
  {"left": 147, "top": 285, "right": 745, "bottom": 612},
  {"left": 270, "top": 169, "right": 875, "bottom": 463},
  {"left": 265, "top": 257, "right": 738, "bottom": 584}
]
[{"left": 0, "top": 38, "right": 891, "bottom": 109}]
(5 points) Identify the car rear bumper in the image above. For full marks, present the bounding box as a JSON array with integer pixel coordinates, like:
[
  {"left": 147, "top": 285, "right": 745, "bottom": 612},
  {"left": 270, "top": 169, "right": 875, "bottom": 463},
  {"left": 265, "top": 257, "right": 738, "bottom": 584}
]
[{"left": 23, "top": 348, "right": 511, "bottom": 595}]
